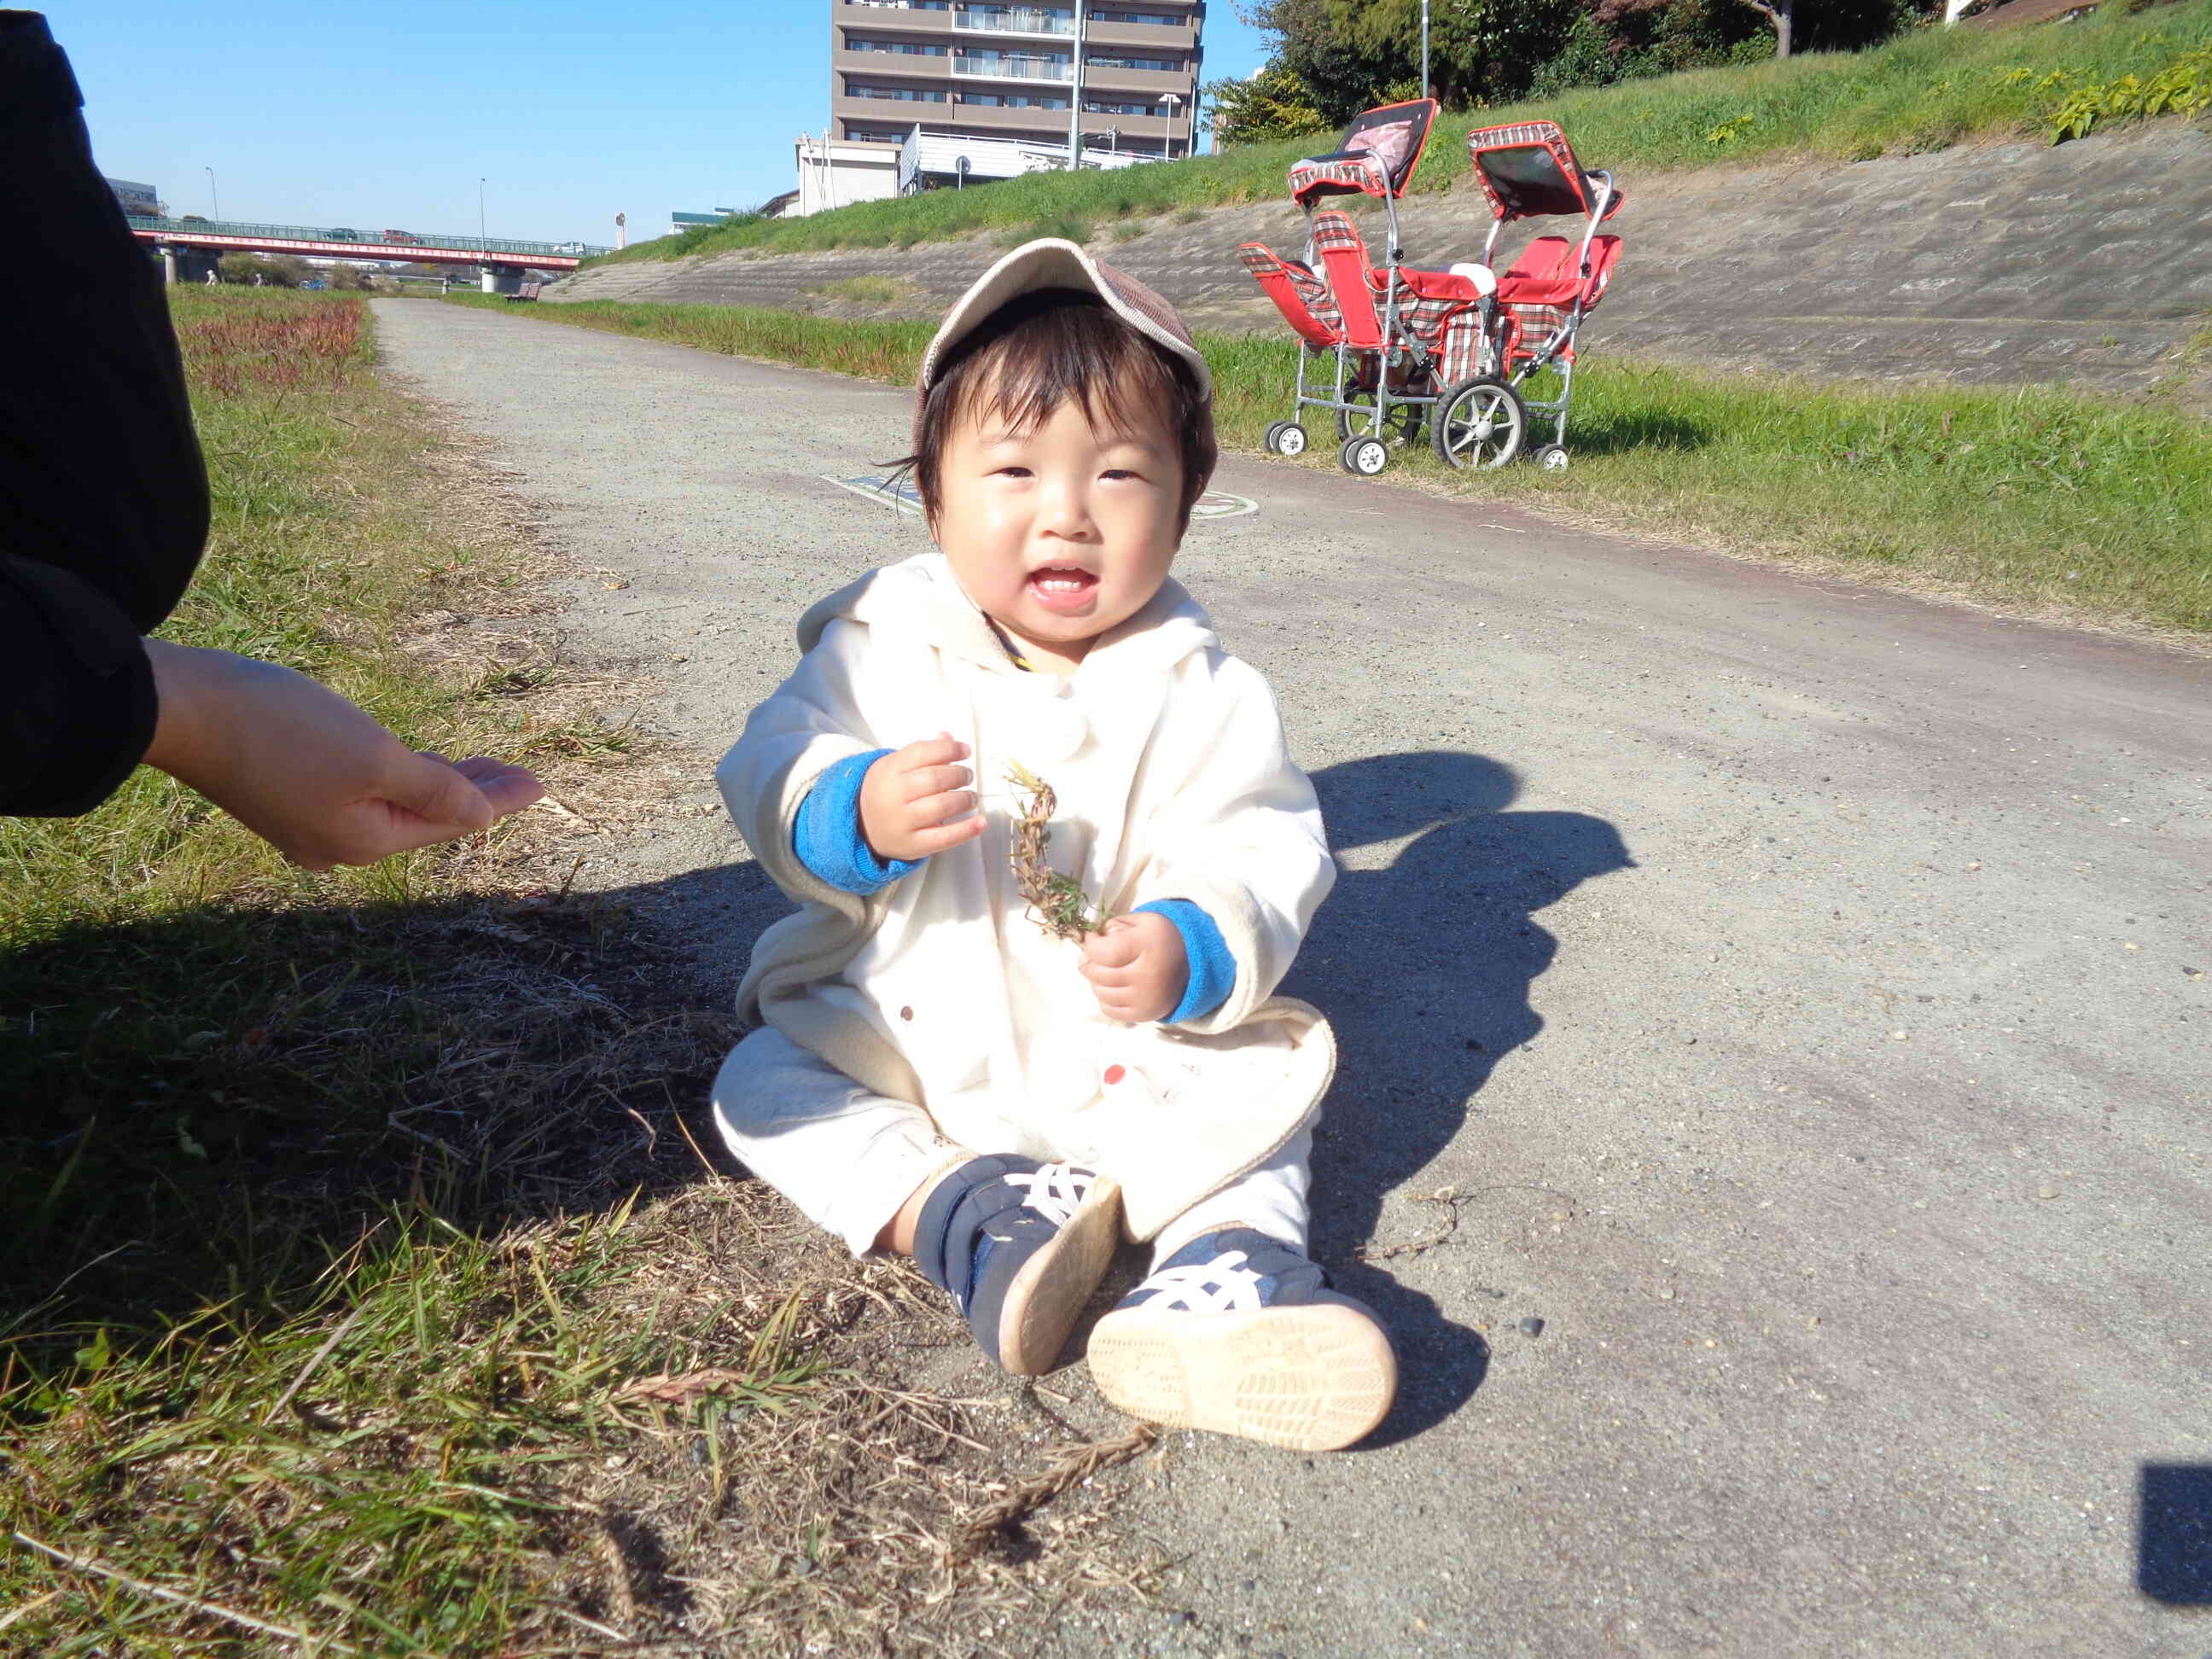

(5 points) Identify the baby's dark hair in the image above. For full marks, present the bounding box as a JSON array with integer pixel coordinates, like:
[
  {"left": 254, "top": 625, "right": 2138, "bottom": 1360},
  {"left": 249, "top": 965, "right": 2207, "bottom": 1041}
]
[{"left": 901, "top": 288, "right": 1216, "bottom": 533}]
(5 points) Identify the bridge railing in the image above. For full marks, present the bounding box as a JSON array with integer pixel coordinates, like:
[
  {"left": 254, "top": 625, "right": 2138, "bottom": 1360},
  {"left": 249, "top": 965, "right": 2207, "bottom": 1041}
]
[{"left": 126, "top": 217, "right": 609, "bottom": 259}]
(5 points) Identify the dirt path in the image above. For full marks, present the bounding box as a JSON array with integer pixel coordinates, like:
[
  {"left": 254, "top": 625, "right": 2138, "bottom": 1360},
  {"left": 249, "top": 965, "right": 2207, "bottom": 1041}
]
[{"left": 373, "top": 297, "right": 2210, "bottom": 1659}]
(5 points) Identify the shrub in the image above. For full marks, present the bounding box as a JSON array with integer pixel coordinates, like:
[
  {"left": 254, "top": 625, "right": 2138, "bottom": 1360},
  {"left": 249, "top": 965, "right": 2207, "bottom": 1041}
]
[{"left": 218, "top": 252, "right": 311, "bottom": 287}]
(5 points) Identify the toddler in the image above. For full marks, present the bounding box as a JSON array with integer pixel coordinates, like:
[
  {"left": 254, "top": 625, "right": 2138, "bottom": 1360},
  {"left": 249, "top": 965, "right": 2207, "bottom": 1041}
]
[{"left": 713, "top": 240, "right": 1394, "bottom": 1451}]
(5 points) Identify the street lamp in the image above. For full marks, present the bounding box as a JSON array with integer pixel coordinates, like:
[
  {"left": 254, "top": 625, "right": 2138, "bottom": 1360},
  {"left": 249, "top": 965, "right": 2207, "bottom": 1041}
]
[
  {"left": 1421, "top": 0, "right": 1431, "bottom": 100},
  {"left": 1158, "top": 91, "right": 1181, "bottom": 162},
  {"left": 478, "top": 177, "right": 486, "bottom": 250},
  {"left": 205, "top": 166, "right": 218, "bottom": 220}
]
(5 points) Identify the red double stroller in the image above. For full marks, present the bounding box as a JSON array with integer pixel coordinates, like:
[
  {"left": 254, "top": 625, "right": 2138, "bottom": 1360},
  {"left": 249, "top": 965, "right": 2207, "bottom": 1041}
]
[{"left": 1239, "top": 107, "right": 1625, "bottom": 474}]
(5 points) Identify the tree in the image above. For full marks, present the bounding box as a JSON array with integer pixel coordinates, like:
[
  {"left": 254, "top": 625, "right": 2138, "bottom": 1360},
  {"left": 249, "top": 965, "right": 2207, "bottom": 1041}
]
[
  {"left": 1325, "top": 0, "right": 1582, "bottom": 105},
  {"left": 1203, "top": 61, "right": 1335, "bottom": 146},
  {"left": 1238, "top": 0, "right": 1402, "bottom": 125},
  {"left": 1732, "top": 0, "right": 1792, "bottom": 55}
]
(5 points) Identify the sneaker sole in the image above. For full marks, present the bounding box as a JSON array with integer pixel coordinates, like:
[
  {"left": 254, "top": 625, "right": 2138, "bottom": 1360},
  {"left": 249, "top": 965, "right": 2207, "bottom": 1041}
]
[
  {"left": 1086, "top": 1295, "right": 1398, "bottom": 1452},
  {"left": 994, "top": 1178, "right": 1123, "bottom": 1376}
]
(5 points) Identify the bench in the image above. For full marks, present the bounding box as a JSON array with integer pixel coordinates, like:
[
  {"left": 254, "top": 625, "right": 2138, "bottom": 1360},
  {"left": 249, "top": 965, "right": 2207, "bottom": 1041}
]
[{"left": 504, "top": 281, "right": 544, "bottom": 304}]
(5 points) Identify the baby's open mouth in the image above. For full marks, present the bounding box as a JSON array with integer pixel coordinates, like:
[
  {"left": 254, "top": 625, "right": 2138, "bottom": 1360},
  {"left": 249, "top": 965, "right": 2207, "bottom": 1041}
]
[{"left": 1027, "top": 566, "right": 1099, "bottom": 612}]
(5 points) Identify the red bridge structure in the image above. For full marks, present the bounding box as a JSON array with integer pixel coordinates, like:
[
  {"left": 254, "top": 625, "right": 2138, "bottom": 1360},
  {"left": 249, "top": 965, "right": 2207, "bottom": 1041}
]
[{"left": 129, "top": 216, "right": 610, "bottom": 286}]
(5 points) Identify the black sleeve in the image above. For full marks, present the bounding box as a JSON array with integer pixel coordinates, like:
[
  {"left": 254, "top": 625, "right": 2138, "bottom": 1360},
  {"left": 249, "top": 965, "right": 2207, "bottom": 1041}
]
[{"left": 0, "top": 10, "right": 212, "bottom": 817}]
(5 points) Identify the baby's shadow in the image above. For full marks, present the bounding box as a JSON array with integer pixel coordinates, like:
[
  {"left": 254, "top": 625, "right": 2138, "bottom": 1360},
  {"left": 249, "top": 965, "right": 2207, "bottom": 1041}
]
[{"left": 1284, "top": 750, "right": 1633, "bottom": 1444}]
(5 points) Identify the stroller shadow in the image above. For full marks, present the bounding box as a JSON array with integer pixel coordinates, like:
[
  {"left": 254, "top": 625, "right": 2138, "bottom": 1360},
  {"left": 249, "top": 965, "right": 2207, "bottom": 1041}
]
[
  {"left": 1546, "top": 402, "right": 1712, "bottom": 457},
  {"left": 1284, "top": 750, "right": 1634, "bottom": 1446}
]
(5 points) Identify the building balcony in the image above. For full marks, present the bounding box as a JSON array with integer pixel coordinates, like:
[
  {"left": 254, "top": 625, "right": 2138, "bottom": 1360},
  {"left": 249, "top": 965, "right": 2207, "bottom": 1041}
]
[
  {"left": 835, "top": 2, "right": 953, "bottom": 37},
  {"left": 1079, "top": 60, "right": 1191, "bottom": 94},
  {"left": 952, "top": 54, "right": 1074, "bottom": 81},
  {"left": 835, "top": 2, "right": 1195, "bottom": 49},
  {"left": 952, "top": 7, "right": 1073, "bottom": 38}
]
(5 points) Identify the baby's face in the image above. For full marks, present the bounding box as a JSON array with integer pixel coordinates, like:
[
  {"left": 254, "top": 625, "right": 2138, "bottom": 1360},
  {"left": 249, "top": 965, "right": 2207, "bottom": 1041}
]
[{"left": 933, "top": 392, "right": 1183, "bottom": 673}]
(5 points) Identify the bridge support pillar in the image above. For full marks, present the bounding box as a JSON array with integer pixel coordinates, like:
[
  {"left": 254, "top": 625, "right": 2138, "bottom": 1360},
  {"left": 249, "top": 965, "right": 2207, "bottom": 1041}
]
[
  {"left": 479, "top": 266, "right": 523, "bottom": 296},
  {"left": 159, "top": 247, "right": 177, "bottom": 285}
]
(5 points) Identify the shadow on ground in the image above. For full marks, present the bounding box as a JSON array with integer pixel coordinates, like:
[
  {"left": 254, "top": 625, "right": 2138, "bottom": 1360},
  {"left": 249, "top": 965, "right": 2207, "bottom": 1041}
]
[
  {"left": 0, "top": 861, "right": 787, "bottom": 1392},
  {"left": 4, "top": 749, "right": 1629, "bottom": 1458},
  {"left": 1288, "top": 749, "right": 1634, "bottom": 1446}
]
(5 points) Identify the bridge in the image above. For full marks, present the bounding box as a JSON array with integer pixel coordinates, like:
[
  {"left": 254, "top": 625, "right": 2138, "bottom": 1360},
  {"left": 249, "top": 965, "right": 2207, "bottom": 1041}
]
[{"left": 127, "top": 217, "right": 611, "bottom": 275}]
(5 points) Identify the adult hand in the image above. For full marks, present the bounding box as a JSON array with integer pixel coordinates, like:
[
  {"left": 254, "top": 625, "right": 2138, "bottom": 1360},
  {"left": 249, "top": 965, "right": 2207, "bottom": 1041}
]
[
  {"left": 142, "top": 637, "right": 544, "bottom": 870},
  {"left": 1080, "top": 911, "right": 1188, "bottom": 1025},
  {"left": 858, "top": 733, "right": 983, "bottom": 864}
]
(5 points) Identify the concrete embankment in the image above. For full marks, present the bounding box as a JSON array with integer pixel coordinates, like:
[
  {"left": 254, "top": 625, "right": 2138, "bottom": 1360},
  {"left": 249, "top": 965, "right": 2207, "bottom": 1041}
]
[{"left": 551, "top": 123, "right": 2212, "bottom": 407}]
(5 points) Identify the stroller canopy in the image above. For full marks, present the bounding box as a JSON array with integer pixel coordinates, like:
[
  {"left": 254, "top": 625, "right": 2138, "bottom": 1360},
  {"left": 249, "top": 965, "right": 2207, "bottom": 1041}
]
[
  {"left": 1289, "top": 98, "right": 1439, "bottom": 206},
  {"left": 1466, "top": 120, "right": 1626, "bottom": 224}
]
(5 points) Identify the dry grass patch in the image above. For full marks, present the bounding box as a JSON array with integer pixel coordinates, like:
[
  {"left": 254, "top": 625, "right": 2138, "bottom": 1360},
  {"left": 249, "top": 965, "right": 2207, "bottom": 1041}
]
[{"left": 1, "top": 290, "right": 1169, "bottom": 1656}]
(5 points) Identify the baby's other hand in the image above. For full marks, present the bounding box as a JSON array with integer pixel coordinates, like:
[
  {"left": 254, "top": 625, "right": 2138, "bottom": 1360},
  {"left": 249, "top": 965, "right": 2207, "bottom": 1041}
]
[
  {"left": 859, "top": 733, "right": 983, "bottom": 864},
  {"left": 1081, "top": 912, "right": 1187, "bottom": 1025}
]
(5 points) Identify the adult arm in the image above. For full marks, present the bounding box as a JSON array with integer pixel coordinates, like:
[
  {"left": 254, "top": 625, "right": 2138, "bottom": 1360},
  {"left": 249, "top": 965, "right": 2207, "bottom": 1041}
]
[{"left": 0, "top": 10, "right": 212, "bottom": 816}]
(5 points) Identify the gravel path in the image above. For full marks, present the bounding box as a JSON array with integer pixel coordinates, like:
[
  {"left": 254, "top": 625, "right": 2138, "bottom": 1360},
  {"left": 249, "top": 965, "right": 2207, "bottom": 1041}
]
[{"left": 373, "top": 298, "right": 2210, "bottom": 1659}]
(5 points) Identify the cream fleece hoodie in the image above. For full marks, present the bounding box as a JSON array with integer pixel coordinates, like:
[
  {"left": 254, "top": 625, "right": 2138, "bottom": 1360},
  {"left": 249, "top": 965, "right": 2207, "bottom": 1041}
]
[{"left": 716, "top": 551, "right": 1338, "bottom": 1239}]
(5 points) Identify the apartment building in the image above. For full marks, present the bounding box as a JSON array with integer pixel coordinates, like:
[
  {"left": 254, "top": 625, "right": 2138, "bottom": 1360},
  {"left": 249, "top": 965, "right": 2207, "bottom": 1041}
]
[{"left": 830, "top": 2, "right": 1206, "bottom": 162}]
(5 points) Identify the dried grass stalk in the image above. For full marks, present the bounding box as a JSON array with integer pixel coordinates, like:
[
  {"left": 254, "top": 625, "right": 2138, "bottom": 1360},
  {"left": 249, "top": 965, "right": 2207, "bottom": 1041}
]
[
  {"left": 1007, "top": 762, "right": 1103, "bottom": 943},
  {"left": 949, "top": 1423, "right": 1160, "bottom": 1559}
]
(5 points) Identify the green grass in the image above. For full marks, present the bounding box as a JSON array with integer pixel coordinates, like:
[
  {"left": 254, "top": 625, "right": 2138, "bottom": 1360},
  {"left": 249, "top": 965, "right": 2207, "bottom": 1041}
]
[
  {"left": 804, "top": 273, "right": 924, "bottom": 306},
  {"left": 450, "top": 291, "right": 2212, "bottom": 633},
  {"left": 0, "top": 288, "right": 810, "bottom": 1654},
  {"left": 587, "top": 0, "right": 2212, "bottom": 266},
  {"left": 3, "top": 288, "right": 1139, "bottom": 1655}
]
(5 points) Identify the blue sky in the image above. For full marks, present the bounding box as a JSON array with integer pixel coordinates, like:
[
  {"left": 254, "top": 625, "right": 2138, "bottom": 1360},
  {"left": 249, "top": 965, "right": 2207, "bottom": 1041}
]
[{"left": 44, "top": 1, "right": 1276, "bottom": 247}]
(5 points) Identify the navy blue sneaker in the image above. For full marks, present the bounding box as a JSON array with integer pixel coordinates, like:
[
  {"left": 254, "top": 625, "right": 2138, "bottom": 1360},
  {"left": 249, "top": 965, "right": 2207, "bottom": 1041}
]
[
  {"left": 1086, "top": 1228, "right": 1395, "bottom": 1451},
  {"left": 913, "top": 1155, "right": 1122, "bottom": 1376}
]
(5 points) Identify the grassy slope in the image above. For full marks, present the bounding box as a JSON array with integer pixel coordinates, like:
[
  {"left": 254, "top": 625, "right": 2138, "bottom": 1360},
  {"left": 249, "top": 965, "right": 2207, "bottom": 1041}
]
[
  {"left": 447, "top": 292, "right": 2212, "bottom": 636},
  {"left": 3, "top": 290, "right": 1169, "bottom": 1654},
  {"left": 0, "top": 291, "right": 731, "bottom": 1655},
  {"left": 592, "top": 0, "right": 2212, "bottom": 265}
]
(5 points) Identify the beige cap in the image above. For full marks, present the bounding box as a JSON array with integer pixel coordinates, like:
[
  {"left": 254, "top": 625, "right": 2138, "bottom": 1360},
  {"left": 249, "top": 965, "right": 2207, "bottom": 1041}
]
[{"left": 917, "top": 238, "right": 1213, "bottom": 418}]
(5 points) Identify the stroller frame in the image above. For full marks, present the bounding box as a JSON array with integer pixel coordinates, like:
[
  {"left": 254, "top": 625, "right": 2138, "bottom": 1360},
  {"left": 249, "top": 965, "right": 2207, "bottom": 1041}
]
[
  {"left": 1259, "top": 98, "right": 1452, "bottom": 475},
  {"left": 1458, "top": 120, "right": 1627, "bottom": 466}
]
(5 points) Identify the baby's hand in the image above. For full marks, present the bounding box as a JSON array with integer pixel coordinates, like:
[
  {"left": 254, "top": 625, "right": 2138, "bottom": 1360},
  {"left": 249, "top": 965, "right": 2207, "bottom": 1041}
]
[
  {"left": 1080, "top": 912, "right": 1188, "bottom": 1026},
  {"left": 859, "top": 734, "right": 984, "bottom": 864}
]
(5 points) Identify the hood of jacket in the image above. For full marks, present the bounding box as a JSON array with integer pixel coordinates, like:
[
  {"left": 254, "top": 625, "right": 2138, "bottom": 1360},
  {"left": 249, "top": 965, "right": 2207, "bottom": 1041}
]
[{"left": 795, "top": 550, "right": 1220, "bottom": 684}]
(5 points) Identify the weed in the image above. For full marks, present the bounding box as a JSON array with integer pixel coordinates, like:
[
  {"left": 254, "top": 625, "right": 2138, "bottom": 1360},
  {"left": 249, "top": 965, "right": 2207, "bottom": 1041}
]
[{"left": 805, "top": 273, "right": 921, "bottom": 307}]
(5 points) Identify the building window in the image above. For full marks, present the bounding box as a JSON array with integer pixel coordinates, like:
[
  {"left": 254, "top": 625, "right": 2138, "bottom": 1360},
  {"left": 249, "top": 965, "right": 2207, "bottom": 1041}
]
[
  {"left": 848, "top": 1, "right": 952, "bottom": 9},
  {"left": 1093, "top": 9, "right": 1183, "bottom": 24},
  {"left": 963, "top": 91, "right": 1070, "bottom": 108},
  {"left": 846, "top": 82, "right": 950, "bottom": 100},
  {"left": 847, "top": 36, "right": 950, "bottom": 53},
  {"left": 1087, "top": 55, "right": 1180, "bottom": 71}
]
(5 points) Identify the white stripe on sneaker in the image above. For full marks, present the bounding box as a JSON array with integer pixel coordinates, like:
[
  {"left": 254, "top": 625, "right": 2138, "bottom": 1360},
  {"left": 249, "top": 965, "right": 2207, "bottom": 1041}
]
[
  {"left": 1003, "top": 1161, "right": 1092, "bottom": 1228},
  {"left": 1138, "top": 1251, "right": 1268, "bottom": 1313}
]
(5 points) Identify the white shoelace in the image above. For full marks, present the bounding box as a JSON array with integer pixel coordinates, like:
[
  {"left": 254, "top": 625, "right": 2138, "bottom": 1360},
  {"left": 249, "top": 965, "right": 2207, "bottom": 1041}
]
[
  {"left": 1139, "top": 1250, "right": 1268, "bottom": 1314},
  {"left": 1003, "top": 1161, "right": 1091, "bottom": 1228}
]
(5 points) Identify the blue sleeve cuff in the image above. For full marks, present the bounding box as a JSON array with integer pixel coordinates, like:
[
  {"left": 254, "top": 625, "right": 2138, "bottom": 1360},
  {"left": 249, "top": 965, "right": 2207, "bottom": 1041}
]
[
  {"left": 794, "top": 748, "right": 925, "bottom": 895},
  {"left": 1136, "top": 899, "right": 1235, "bottom": 1026}
]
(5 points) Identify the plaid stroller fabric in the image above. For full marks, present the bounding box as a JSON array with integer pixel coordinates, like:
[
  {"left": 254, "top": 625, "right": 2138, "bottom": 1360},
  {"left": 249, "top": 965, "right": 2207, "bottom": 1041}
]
[
  {"left": 1440, "top": 313, "right": 1487, "bottom": 383},
  {"left": 1289, "top": 154, "right": 1390, "bottom": 203},
  {"left": 1309, "top": 211, "right": 1367, "bottom": 262},
  {"left": 1385, "top": 287, "right": 1465, "bottom": 357},
  {"left": 1505, "top": 303, "right": 1575, "bottom": 367}
]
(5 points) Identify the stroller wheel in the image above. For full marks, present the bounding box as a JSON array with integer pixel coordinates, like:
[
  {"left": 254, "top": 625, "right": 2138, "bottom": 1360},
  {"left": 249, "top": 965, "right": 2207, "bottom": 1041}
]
[
  {"left": 1431, "top": 378, "right": 1527, "bottom": 471},
  {"left": 1266, "top": 421, "right": 1310, "bottom": 458},
  {"left": 1534, "top": 444, "right": 1570, "bottom": 474},
  {"left": 1336, "top": 394, "right": 1423, "bottom": 448},
  {"left": 1339, "top": 434, "right": 1390, "bottom": 477}
]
